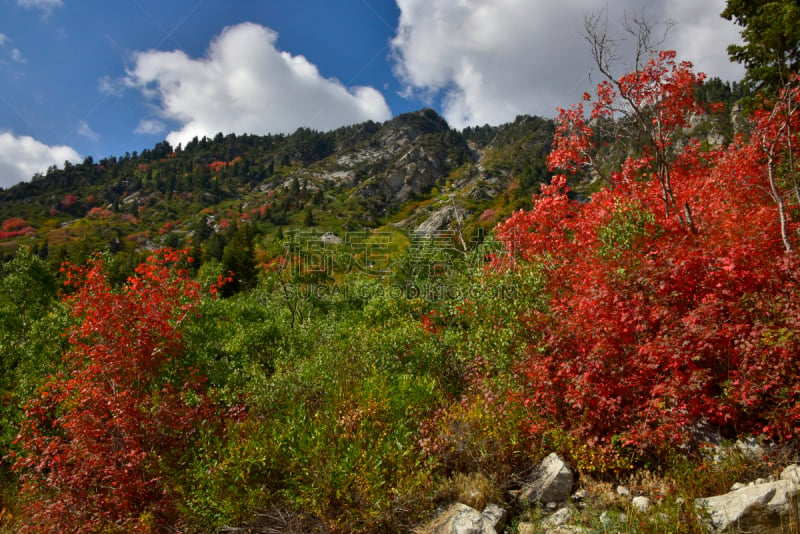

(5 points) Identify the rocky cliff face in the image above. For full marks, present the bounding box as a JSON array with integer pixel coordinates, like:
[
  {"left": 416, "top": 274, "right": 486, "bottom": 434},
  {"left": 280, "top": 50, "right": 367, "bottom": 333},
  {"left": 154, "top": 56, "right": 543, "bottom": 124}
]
[
  {"left": 267, "top": 109, "right": 555, "bottom": 234},
  {"left": 336, "top": 109, "right": 473, "bottom": 205}
]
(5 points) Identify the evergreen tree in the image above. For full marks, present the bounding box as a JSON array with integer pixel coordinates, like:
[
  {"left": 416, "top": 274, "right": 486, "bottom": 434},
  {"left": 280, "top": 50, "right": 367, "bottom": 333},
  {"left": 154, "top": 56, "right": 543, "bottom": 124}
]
[
  {"left": 303, "top": 207, "right": 315, "bottom": 227},
  {"left": 723, "top": 0, "right": 800, "bottom": 93},
  {"left": 221, "top": 224, "right": 258, "bottom": 296},
  {"left": 204, "top": 232, "right": 226, "bottom": 262}
]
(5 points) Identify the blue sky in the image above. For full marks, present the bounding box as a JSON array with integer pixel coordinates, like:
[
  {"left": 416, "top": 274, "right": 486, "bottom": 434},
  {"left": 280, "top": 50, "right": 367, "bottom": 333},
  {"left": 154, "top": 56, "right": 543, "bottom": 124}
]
[{"left": 0, "top": 0, "right": 744, "bottom": 188}]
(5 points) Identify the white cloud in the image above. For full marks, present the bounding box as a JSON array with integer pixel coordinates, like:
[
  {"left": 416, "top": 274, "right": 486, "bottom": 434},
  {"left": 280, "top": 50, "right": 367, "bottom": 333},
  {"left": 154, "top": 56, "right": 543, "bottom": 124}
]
[
  {"left": 0, "top": 132, "right": 80, "bottom": 189},
  {"left": 125, "top": 22, "right": 392, "bottom": 147},
  {"left": 98, "top": 75, "right": 124, "bottom": 97},
  {"left": 0, "top": 34, "right": 25, "bottom": 64},
  {"left": 17, "top": 0, "right": 62, "bottom": 13},
  {"left": 134, "top": 118, "right": 166, "bottom": 135},
  {"left": 663, "top": 0, "right": 744, "bottom": 81},
  {"left": 76, "top": 120, "right": 99, "bottom": 141},
  {"left": 391, "top": 0, "right": 745, "bottom": 128},
  {"left": 9, "top": 48, "right": 25, "bottom": 63}
]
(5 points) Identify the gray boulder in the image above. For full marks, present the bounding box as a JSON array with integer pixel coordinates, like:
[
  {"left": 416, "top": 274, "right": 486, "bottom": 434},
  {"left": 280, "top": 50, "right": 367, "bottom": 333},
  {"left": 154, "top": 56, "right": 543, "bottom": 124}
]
[
  {"left": 415, "top": 205, "right": 461, "bottom": 235},
  {"left": 781, "top": 464, "right": 800, "bottom": 485},
  {"left": 695, "top": 475, "right": 799, "bottom": 533},
  {"left": 520, "top": 453, "right": 574, "bottom": 505},
  {"left": 632, "top": 496, "right": 651, "bottom": 513},
  {"left": 481, "top": 503, "right": 508, "bottom": 533},
  {"left": 418, "top": 502, "right": 508, "bottom": 534},
  {"left": 541, "top": 507, "right": 571, "bottom": 529}
]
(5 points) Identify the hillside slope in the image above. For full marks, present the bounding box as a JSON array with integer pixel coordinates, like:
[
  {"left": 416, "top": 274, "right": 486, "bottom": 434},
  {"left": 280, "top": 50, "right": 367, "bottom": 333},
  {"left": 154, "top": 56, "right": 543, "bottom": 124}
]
[{"left": 0, "top": 109, "right": 555, "bottom": 268}]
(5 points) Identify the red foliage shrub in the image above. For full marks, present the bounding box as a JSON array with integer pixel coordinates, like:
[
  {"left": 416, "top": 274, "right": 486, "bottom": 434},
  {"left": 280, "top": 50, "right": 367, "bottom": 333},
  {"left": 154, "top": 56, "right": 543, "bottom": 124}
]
[
  {"left": 86, "top": 207, "right": 113, "bottom": 220},
  {"left": 158, "top": 220, "right": 180, "bottom": 235},
  {"left": 0, "top": 228, "right": 34, "bottom": 240},
  {"left": 60, "top": 194, "right": 78, "bottom": 208},
  {"left": 2, "top": 217, "right": 28, "bottom": 232},
  {"left": 208, "top": 160, "right": 226, "bottom": 172},
  {"left": 12, "top": 249, "right": 220, "bottom": 532},
  {"left": 0, "top": 217, "right": 35, "bottom": 240},
  {"left": 491, "top": 52, "right": 800, "bottom": 465}
]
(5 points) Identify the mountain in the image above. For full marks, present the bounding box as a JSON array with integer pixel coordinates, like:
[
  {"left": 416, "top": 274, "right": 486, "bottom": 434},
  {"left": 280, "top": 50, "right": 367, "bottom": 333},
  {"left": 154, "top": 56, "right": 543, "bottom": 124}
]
[{"left": 0, "top": 109, "right": 556, "bottom": 268}]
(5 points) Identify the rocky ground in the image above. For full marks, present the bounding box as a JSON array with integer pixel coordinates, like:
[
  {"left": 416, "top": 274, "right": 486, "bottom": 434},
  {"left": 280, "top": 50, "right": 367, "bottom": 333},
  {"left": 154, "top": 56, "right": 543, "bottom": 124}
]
[{"left": 416, "top": 441, "right": 800, "bottom": 534}]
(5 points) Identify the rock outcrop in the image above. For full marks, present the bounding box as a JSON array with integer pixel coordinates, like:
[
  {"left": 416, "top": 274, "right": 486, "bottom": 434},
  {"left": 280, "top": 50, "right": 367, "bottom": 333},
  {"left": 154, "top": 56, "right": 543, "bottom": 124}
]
[
  {"left": 520, "top": 453, "right": 574, "bottom": 506},
  {"left": 414, "top": 452, "right": 800, "bottom": 534},
  {"left": 417, "top": 502, "right": 508, "bottom": 534},
  {"left": 695, "top": 464, "right": 800, "bottom": 533},
  {"left": 414, "top": 204, "right": 466, "bottom": 235},
  {"left": 343, "top": 109, "right": 471, "bottom": 206}
]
